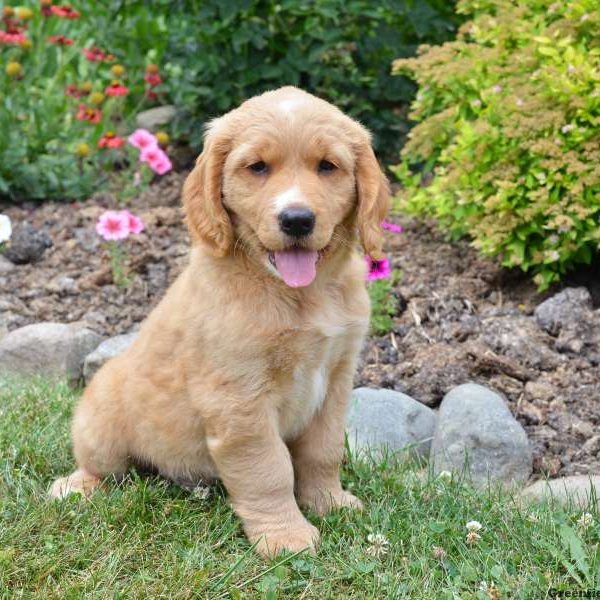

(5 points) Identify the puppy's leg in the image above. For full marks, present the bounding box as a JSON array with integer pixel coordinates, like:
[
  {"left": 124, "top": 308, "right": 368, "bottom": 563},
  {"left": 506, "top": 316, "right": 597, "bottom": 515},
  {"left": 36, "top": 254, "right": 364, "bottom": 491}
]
[
  {"left": 289, "top": 359, "right": 363, "bottom": 516},
  {"left": 49, "top": 378, "right": 129, "bottom": 498},
  {"left": 206, "top": 408, "right": 319, "bottom": 558}
]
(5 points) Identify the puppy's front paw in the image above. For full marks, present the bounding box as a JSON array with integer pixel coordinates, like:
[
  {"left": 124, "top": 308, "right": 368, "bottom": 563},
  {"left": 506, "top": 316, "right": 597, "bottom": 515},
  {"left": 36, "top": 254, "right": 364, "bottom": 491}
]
[
  {"left": 48, "top": 469, "right": 101, "bottom": 499},
  {"left": 299, "top": 488, "right": 364, "bottom": 516},
  {"left": 250, "top": 521, "right": 320, "bottom": 558}
]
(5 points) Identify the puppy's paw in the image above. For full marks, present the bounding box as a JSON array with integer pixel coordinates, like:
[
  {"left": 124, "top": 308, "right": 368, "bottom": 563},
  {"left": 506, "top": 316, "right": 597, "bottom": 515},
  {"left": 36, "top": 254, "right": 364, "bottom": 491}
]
[
  {"left": 48, "top": 469, "right": 101, "bottom": 499},
  {"left": 250, "top": 521, "right": 320, "bottom": 558},
  {"left": 299, "top": 488, "right": 364, "bottom": 516}
]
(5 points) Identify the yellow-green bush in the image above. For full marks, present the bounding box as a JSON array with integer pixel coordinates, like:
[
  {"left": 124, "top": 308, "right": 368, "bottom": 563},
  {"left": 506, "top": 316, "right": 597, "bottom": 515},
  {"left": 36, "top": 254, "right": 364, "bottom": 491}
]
[{"left": 393, "top": 0, "right": 600, "bottom": 289}]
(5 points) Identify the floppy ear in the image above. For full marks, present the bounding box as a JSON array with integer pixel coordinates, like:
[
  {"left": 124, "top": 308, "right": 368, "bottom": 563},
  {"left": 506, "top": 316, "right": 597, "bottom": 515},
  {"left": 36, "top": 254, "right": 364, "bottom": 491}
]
[
  {"left": 355, "top": 142, "right": 391, "bottom": 260},
  {"left": 183, "top": 125, "right": 233, "bottom": 257}
]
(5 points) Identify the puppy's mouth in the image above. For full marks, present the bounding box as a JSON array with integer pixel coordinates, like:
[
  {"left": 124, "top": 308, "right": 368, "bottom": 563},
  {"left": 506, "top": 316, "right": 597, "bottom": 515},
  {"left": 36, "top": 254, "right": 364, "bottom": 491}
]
[{"left": 267, "top": 247, "right": 325, "bottom": 288}]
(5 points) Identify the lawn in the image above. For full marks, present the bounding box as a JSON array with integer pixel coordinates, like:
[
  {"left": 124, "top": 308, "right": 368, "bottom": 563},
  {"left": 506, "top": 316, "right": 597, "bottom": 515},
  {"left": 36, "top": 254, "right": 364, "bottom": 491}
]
[{"left": 1, "top": 378, "right": 598, "bottom": 598}]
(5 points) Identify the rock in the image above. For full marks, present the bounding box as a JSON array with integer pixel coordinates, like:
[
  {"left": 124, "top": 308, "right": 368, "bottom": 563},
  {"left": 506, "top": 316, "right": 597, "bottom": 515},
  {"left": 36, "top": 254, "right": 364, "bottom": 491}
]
[
  {"left": 136, "top": 105, "right": 176, "bottom": 131},
  {"left": 346, "top": 387, "right": 436, "bottom": 459},
  {"left": 83, "top": 332, "right": 137, "bottom": 383},
  {"left": 3, "top": 223, "right": 52, "bottom": 264},
  {"left": 0, "top": 322, "right": 102, "bottom": 381},
  {"left": 534, "top": 288, "right": 592, "bottom": 336},
  {"left": 0, "top": 255, "right": 15, "bottom": 272},
  {"left": 481, "top": 315, "right": 562, "bottom": 370},
  {"left": 521, "top": 476, "right": 600, "bottom": 508},
  {"left": 45, "top": 276, "right": 78, "bottom": 295},
  {"left": 524, "top": 380, "right": 556, "bottom": 403},
  {"left": 431, "top": 383, "right": 532, "bottom": 487},
  {"left": 534, "top": 288, "right": 600, "bottom": 356}
]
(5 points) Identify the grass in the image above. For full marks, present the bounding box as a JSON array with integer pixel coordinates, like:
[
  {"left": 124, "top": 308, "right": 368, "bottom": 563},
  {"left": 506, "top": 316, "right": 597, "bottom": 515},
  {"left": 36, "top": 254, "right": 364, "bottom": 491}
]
[{"left": 1, "top": 377, "right": 599, "bottom": 598}]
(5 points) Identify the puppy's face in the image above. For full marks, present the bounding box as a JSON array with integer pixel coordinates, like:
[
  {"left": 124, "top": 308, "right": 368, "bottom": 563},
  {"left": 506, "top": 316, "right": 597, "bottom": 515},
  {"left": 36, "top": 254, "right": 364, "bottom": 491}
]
[{"left": 184, "top": 87, "right": 390, "bottom": 288}]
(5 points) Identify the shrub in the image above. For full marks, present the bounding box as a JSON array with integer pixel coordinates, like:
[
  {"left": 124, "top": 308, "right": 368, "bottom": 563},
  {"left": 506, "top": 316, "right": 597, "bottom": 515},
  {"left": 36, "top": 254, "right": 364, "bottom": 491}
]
[
  {"left": 0, "top": 1, "right": 170, "bottom": 202},
  {"left": 164, "top": 0, "right": 459, "bottom": 160},
  {"left": 393, "top": 0, "right": 600, "bottom": 290}
]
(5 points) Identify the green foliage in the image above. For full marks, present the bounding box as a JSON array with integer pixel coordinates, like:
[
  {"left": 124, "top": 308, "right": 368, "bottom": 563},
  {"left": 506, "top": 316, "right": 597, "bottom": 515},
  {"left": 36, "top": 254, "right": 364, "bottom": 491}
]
[
  {"left": 369, "top": 273, "right": 400, "bottom": 336},
  {"left": 164, "top": 0, "right": 460, "bottom": 159},
  {"left": 393, "top": 0, "right": 600, "bottom": 290},
  {"left": 0, "top": 1, "right": 169, "bottom": 202}
]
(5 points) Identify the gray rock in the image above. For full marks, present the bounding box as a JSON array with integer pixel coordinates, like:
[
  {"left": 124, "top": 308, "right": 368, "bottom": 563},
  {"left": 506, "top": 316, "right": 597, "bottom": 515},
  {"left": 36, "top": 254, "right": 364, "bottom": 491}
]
[
  {"left": 0, "top": 322, "right": 103, "bottom": 381},
  {"left": 0, "top": 255, "right": 15, "bottom": 272},
  {"left": 136, "top": 105, "right": 176, "bottom": 131},
  {"left": 346, "top": 387, "right": 436, "bottom": 459},
  {"left": 521, "top": 476, "right": 600, "bottom": 508},
  {"left": 431, "top": 383, "right": 532, "bottom": 487},
  {"left": 3, "top": 223, "right": 52, "bottom": 264},
  {"left": 534, "top": 287, "right": 592, "bottom": 336},
  {"left": 83, "top": 332, "right": 137, "bottom": 383}
]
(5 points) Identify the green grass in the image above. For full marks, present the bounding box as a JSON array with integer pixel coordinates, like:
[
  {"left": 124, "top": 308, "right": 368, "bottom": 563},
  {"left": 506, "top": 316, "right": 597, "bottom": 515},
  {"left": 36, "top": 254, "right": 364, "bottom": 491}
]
[{"left": 1, "top": 378, "right": 599, "bottom": 598}]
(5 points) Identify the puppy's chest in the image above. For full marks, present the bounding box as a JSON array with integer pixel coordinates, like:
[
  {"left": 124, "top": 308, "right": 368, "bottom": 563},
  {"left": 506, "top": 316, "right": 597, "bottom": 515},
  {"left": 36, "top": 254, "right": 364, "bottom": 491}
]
[{"left": 273, "top": 323, "right": 355, "bottom": 441}]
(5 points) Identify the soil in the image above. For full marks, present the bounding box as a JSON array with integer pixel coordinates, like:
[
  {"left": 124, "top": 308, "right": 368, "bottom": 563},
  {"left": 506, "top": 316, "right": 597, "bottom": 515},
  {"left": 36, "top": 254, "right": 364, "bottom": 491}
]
[{"left": 1, "top": 173, "right": 599, "bottom": 481}]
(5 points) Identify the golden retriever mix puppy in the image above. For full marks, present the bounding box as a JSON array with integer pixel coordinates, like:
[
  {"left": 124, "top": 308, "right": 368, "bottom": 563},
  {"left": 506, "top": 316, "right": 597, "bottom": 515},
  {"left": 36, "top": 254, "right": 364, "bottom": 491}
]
[{"left": 50, "top": 86, "right": 390, "bottom": 557}]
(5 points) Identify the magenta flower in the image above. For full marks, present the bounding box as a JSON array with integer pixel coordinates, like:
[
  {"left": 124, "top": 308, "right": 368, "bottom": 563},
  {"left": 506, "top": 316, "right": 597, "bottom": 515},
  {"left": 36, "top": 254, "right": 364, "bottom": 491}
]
[
  {"left": 127, "top": 129, "right": 158, "bottom": 151},
  {"left": 122, "top": 210, "right": 145, "bottom": 235},
  {"left": 96, "top": 210, "right": 130, "bottom": 241},
  {"left": 365, "top": 256, "right": 392, "bottom": 281},
  {"left": 382, "top": 220, "right": 402, "bottom": 233}
]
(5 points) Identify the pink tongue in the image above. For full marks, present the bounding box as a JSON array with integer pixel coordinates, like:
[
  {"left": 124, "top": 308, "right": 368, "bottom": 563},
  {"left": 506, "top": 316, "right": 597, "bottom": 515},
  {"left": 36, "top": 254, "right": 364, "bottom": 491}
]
[{"left": 274, "top": 249, "right": 318, "bottom": 287}]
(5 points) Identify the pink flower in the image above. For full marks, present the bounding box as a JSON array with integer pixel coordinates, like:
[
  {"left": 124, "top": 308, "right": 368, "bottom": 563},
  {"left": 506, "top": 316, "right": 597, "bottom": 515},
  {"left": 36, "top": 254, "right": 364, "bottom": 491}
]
[
  {"left": 382, "top": 220, "right": 402, "bottom": 233},
  {"left": 105, "top": 81, "right": 129, "bottom": 97},
  {"left": 140, "top": 145, "right": 172, "bottom": 175},
  {"left": 149, "top": 154, "right": 172, "bottom": 175},
  {"left": 96, "top": 210, "right": 130, "bottom": 241},
  {"left": 365, "top": 255, "right": 392, "bottom": 281},
  {"left": 122, "top": 210, "right": 145, "bottom": 234},
  {"left": 127, "top": 129, "right": 158, "bottom": 151}
]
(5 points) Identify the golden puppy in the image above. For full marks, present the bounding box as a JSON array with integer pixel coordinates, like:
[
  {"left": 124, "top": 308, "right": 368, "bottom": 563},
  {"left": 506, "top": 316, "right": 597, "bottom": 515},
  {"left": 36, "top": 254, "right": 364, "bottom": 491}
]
[{"left": 50, "top": 87, "right": 390, "bottom": 557}]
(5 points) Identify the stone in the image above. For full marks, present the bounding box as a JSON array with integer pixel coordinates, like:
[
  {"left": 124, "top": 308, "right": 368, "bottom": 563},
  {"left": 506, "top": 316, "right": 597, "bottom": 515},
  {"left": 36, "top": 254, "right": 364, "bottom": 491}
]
[
  {"left": 534, "top": 288, "right": 592, "bottom": 336},
  {"left": 3, "top": 223, "right": 52, "bottom": 264},
  {"left": 0, "top": 322, "right": 102, "bottom": 381},
  {"left": 83, "top": 332, "right": 138, "bottom": 383},
  {"left": 0, "top": 255, "right": 15, "bottom": 272},
  {"left": 346, "top": 387, "right": 437, "bottom": 459},
  {"left": 135, "top": 105, "right": 177, "bottom": 131},
  {"left": 431, "top": 383, "right": 532, "bottom": 487},
  {"left": 521, "top": 475, "right": 600, "bottom": 508}
]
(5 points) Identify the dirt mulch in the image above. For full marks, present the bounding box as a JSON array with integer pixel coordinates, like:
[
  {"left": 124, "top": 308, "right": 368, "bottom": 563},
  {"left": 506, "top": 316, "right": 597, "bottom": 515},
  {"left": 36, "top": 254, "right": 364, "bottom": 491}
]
[{"left": 1, "top": 173, "right": 599, "bottom": 480}]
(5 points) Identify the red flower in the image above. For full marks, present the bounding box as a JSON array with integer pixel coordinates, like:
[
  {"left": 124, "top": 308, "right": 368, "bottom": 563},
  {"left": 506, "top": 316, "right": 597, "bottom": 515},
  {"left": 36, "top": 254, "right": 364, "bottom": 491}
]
[
  {"left": 144, "top": 72, "right": 162, "bottom": 87},
  {"left": 0, "top": 31, "right": 27, "bottom": 45},
  {"left": 82, "top": 47, "right": 110, "bottom": 62},
  {"left": 97, "top": 132, "right": 125, "bottom": 149},
  {"left": 105, "top": 81, "right": 129, "bottom": 96},
  {"left": 48, "top": 34, "right": 74, "bottom": 45},
  {"left": 65, "top": 84, "right": 82, "bottom": 98},
  {"left": 50, "top": 5, "right": 80, "bottom": 19},
  {"left": 145, "top": 89, "right": 159, "bottom": 101},
  {"left": 76, "top": 104, "right": 102, "bottom": 124}
]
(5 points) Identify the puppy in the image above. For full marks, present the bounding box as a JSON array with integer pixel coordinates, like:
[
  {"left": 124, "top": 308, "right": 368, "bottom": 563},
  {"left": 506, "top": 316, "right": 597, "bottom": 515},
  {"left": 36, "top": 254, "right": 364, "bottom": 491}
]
[{"left": 50, "top": 87, "right": 390, "bottom": 557}]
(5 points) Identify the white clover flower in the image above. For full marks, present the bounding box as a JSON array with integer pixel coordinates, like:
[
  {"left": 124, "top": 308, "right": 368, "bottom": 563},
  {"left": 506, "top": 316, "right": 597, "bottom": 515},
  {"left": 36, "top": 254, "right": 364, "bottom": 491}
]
[
  {"left": 515, "top": 97, "right": 524, "bottom": 107},
  {"left": 561, "top": 124, "right": 575, "bottom": 133},
  {"left": 567, "top": 64, "right": 577, "bottom": 74},
  {"left": 492, "top": 84, "right": 503, "bottom": 94},
  {"left": 577, "top": 512, "right": 594, "bottom": 530},
  {"left": 471, "top": 99, "right": 482, "bottom": 108},
  {"left": 580, "top": 13, "right": 589, "bottom": 22},
  {"left": 366, "top": 533, "right": 390, "bottom": 558},
  {"left": 0, "top": 214, "right": 11, "bottom": 244},
  {"left": 438, "top": 470, "right": 452, "bottom": 481},
  {"left": 466, "top": 520, "right": 483, "bottom": 532}
]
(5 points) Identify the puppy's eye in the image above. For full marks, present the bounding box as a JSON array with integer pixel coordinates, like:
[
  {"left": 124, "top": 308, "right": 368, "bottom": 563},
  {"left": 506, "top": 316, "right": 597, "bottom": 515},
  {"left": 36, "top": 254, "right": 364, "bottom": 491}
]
[
  {"left": 318, "top": 160, "right": 337, "bottom": 173},
  {"left": 248, "top": 161, "right": 268, "bottom": 174}
]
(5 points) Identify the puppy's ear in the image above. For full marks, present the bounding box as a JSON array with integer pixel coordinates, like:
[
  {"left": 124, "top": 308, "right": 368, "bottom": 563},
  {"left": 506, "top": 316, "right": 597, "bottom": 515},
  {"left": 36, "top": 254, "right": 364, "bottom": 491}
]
[
  {"left": 355, "top": 138, "right": 391, "bottom": 260},
  {"left": 183, "top": 123, "right": 233, "bottom": 256}
]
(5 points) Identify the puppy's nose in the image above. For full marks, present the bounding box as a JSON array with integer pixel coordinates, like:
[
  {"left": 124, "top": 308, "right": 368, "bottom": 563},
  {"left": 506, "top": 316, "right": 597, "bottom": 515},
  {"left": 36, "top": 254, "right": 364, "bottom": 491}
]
[{"left": 279, "top": 208, "right": 315, "bottom": 238}]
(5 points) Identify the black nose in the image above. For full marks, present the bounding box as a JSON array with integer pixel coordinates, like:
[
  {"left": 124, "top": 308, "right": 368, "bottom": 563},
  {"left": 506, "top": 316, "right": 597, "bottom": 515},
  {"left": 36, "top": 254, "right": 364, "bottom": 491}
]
[{"left": 278, "top": 207, "right": 315, "bottom": 238}]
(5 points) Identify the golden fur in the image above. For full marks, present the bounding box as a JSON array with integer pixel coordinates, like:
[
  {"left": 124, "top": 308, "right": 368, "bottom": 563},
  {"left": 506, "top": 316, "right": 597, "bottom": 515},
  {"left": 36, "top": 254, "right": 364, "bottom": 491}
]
[{"left": 50, "top": 87, "right": 390, "bottom": 557}]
